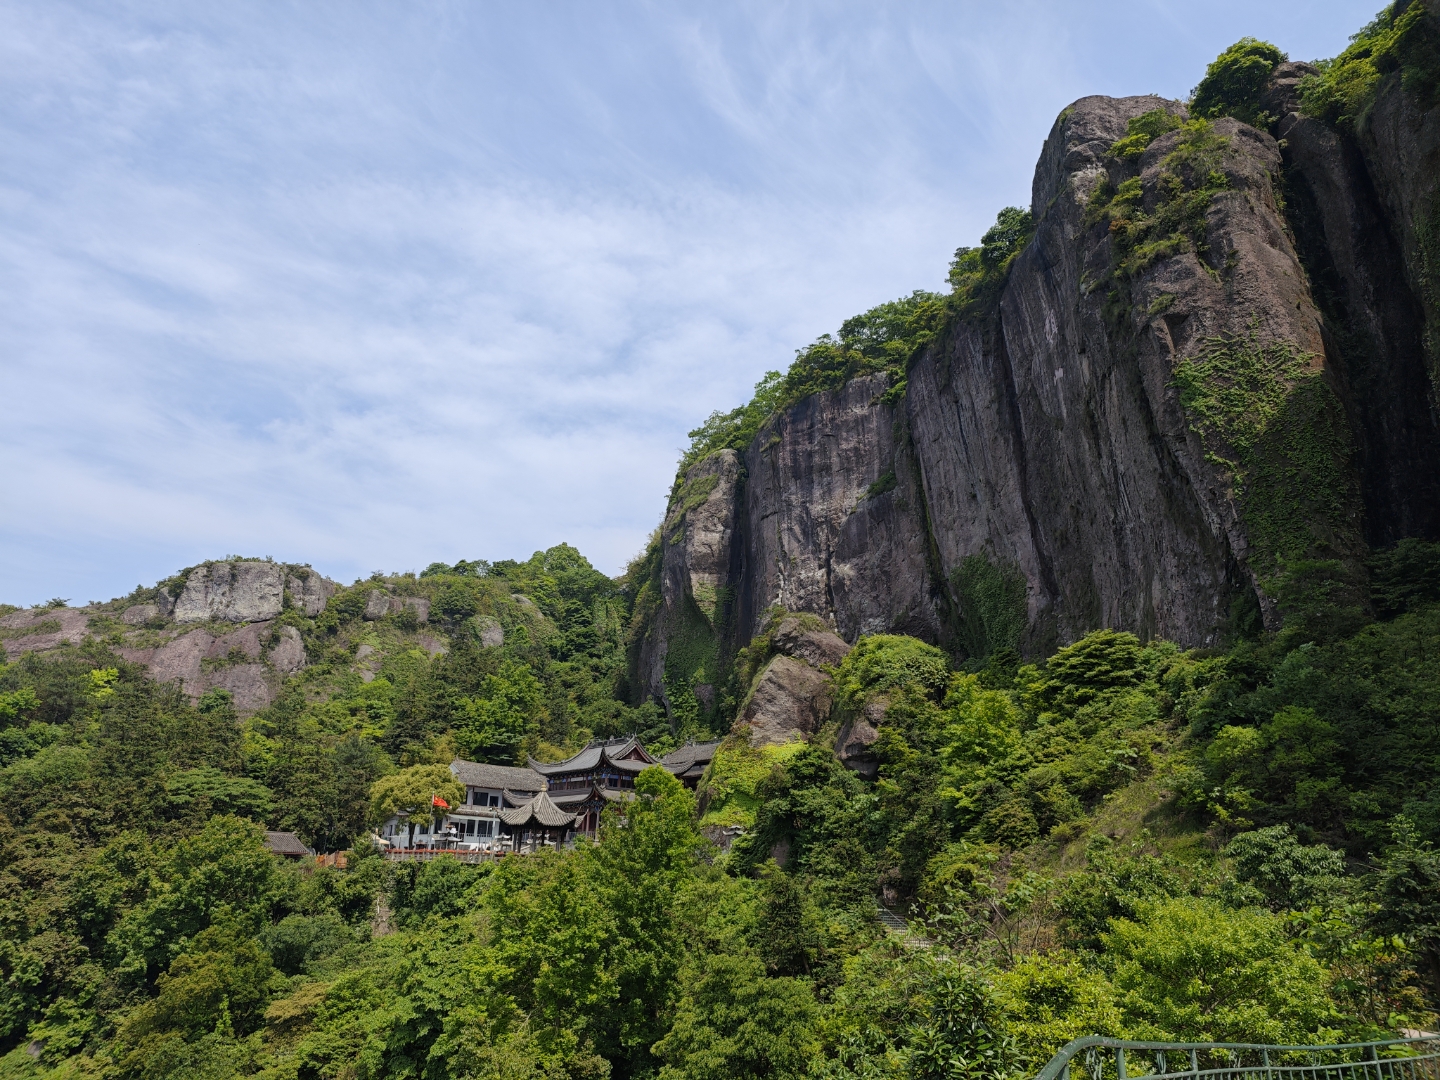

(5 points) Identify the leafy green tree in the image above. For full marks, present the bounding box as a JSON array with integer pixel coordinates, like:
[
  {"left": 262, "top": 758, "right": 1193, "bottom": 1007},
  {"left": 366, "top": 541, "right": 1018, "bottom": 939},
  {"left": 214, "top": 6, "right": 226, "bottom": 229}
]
[
  {"left": 1371, "top": 817, "right": 1440, "bottom": 1004},
  {"left": 1104, "top": 896, "right": 1337, "bottom": 1042},
  {"left": 1225, "top": 825, "right": 1347, "bottom": 910},
  {"left": 368, "top": 762, "right": 464, "bottom": 831},
  {"left": 750, "top": 863, "right": 823, "bottom": 977},
  {"left": 456, "top": 660, "right": 547, "bottom": 763},
  {"left": 652, "top": 952, "right": 818, "bottom": 1080},
  {"left": 905, "top": 958, "right": 1017, "bottom": 1080},
  {"left": 107, "top": 816, "right": 281, "bottom": 985},
  {"left": 995, "top": 951, "right": 1123, "bottom": 1071}
]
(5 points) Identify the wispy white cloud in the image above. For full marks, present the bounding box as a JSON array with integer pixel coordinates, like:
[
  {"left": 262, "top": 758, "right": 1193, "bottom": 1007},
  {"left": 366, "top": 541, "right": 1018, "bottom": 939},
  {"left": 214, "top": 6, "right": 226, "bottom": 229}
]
[{"left": 0, "top": 0, "right": 1381, "bottom": 604}]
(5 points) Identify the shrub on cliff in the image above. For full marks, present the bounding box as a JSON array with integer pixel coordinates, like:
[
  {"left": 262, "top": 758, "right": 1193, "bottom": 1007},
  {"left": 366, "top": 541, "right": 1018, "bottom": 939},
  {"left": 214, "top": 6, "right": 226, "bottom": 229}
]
[{"left": 1191, "top": 38, "right": 1286, "bottom": 128}]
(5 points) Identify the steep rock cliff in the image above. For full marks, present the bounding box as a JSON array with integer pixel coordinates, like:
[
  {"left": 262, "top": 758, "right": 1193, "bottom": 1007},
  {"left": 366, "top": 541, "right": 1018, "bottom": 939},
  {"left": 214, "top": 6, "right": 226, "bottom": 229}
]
[{"left": 636, "top": 63, "right": 1440, "bottom": 715}]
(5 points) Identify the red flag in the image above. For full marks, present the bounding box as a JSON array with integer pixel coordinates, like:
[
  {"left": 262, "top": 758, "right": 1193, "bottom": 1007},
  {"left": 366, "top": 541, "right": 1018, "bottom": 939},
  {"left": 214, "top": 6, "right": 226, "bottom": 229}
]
[{"left": 432, "top": 795, "right": 450, "bottom": 809}]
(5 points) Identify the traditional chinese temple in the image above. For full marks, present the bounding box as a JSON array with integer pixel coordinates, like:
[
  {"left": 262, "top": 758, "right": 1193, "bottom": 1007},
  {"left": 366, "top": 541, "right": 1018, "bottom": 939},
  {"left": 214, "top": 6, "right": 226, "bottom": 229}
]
[{"left": 530, "top": 736, "right": 658, "bottom": 836}]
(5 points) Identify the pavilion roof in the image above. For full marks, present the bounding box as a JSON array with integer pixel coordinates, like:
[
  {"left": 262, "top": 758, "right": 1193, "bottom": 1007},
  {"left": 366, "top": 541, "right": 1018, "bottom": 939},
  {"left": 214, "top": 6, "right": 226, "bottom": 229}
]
[
  {"left": 498, "top": 790, "right": 577, "bottom": 829},
  {"left": 265, "top": 831, "right": 311, "bottom": 857},
  {"left": 661, "top": 739, "right": 721, "bottom": 774}
]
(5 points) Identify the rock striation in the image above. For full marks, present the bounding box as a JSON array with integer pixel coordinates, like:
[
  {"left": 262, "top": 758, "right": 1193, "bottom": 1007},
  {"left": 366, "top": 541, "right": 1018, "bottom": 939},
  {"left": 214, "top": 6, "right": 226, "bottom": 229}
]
[{"left": 636, "top": 69, "right": 1440, "bottom": 713}]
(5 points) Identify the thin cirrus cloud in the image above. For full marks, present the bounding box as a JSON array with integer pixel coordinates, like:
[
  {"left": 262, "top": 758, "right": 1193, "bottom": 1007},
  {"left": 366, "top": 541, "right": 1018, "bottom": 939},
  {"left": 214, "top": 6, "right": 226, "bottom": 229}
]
[{"left": 0, "top": 0, "right": 1380, "bottom": 606}]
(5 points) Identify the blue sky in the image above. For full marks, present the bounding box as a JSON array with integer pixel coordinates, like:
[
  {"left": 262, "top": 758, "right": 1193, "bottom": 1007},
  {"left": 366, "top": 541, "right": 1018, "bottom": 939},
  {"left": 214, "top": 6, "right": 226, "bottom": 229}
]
[{"left": 1, "top": 0, "right": 1382, "bottom": 605}]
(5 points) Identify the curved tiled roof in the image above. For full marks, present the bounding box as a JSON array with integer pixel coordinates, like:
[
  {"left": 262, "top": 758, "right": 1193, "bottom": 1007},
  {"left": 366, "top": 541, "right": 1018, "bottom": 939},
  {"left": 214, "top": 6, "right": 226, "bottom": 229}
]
[
  {"left": 498, "top": 790, "right": 577, "bottom": 829},
  {"left": 450, "top": 759, "right": 546, "bottom": 791},
  {"left": 661, "top": 740, "right": 721, "bottom": 773},
  {"left": 550, "top": 784, "right": 633, "bottom": 808},
  {"left": 527, "top": 736, "right": 657, "bottom": 776}
]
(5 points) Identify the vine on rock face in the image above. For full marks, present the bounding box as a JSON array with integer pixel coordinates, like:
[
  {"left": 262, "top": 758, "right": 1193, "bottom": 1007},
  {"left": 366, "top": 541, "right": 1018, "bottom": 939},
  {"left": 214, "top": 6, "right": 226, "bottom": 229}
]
[
  {"left": 1172, "top": 330, "right": 1363, "bottom": 614},
  {"left": 953, "top": 554, "right": 1029, "bottom": 661}
]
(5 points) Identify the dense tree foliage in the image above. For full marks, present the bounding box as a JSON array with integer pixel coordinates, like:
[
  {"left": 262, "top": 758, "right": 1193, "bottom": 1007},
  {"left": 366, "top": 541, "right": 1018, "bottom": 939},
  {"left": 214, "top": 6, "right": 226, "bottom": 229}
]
[{"left": 11, "top": 532, "right": 1440, "bottom": 1077}]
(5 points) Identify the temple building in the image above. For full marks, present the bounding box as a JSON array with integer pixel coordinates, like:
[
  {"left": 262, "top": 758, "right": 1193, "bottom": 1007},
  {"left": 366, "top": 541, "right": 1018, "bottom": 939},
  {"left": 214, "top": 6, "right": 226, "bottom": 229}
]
[
  {"left": 499, "top": 790, "right": 578, "bottom": 851},
  {"left": 375, "top": 738, "right": 720, "bottom": 851},
  {"left": 659, "top": 739, "right": 721, "bottom": 788},
  {"left": 530, "top": 736, "right": 658, "bottom": 836}
]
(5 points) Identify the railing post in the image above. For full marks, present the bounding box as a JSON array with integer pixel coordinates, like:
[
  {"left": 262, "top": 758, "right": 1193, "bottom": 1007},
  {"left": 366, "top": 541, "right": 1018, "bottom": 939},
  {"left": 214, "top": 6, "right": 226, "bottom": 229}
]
[
  {"left": 1192, "top": 1050, "right": 1200, "bottom": 1079},
  {"left": 1119, "top": 1048, "right": 1128, "bottom": 1080}
]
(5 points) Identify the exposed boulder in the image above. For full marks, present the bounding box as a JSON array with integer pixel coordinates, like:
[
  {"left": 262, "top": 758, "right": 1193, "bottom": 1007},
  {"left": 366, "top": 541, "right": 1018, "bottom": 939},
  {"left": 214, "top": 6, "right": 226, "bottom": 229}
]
[
  {"left": 120, "top": 604, "right": 159, "bottom": 625},
  {"left": 401, "top": 597, "right": 429, "bottom": 623},
  {"left": 737, "top": 655, "right": 832, "bottom": 747},
  {"left": 772, "top": 616, "right": 851, "bottom": 669},
  {"left": 834, "top": 698, "right": 887, "bottom": 781},
  {"left": 476, "top": 616, "right": 504, "bottom": 648},
  {"left": 285, "top": 569, "right": 335, "bottom": 616},
  {"left": 268, "top": 626, "right": 306, "bottom": 674},
  {"left": 355, "top": 642, "right": 379, "bottom": 683},
  {"left": 173, "top": 561, "right": 285, "bottom": 624},
  {"left": 363, "top": 589, "right": 391, "bottom": 621}
]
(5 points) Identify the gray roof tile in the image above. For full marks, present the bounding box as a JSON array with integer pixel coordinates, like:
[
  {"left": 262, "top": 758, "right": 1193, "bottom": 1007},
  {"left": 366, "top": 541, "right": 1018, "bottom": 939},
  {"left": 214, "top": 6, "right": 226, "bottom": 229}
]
[{"left": 450, "top": 759, "right": 546, "bottom": 791}]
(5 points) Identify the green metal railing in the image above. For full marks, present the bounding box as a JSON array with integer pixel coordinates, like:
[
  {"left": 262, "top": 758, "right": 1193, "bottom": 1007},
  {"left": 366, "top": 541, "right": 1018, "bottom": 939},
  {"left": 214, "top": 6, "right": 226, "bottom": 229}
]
[{"left": 1035, "top": 1036, "right": 1440, "bottom": 1080}]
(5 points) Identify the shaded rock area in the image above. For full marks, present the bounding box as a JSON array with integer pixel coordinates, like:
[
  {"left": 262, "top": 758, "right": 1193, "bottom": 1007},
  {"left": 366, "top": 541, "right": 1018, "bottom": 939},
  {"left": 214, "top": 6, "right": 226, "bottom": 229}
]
[
  {"left": 835, "top": 699, "right": 887, "bottom": 781},
  {"left": 119, "top": 619, "right": 302, "bottom": 713},
  {"left": 635, "top": 449, "right": 745, "bottom": 719},
  {"left": 476, "top": 617, "right": 504, "bottom": 648}
]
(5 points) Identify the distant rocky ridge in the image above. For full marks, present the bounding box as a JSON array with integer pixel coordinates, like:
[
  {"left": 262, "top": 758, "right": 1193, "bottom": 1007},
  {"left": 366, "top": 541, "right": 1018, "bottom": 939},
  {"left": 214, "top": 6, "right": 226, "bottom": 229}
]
[{"left": 0, "top": 559, "right": 339, "bottom": 713}]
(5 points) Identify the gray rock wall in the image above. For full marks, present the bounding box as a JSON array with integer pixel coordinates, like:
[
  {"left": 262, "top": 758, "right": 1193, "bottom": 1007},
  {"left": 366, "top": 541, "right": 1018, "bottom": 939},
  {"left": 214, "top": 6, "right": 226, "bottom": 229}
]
[
  {"left": 173, "top": 561, "right": 286, "bottom": 623},
  {"left": 740, "top": 375, "right": 944, "bottom": 644},
  {"left": 639, "top": 75, "right": 1440, "bottom": 708},
  {"left": 908, "top": 97, "right": 1339, "bottom": 647}
]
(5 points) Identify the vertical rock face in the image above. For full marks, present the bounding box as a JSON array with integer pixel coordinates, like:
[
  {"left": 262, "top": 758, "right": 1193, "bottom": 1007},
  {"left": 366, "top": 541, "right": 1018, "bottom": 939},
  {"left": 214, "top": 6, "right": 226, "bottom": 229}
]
[
  {"left": 638, "top": 75, "right": 1440, "bottom": 710},
  {"left": 1272, "top": 64, "right": 1440, "bottom": 547},
  {"left": 910, "top": 97, "right": 1348, "bottom": 647},
  {"left": 636, "top": 449, "right": 745, "bottom": 715},
  {"left": 739, "top": 374, "right": 945, "bottom": 644}
]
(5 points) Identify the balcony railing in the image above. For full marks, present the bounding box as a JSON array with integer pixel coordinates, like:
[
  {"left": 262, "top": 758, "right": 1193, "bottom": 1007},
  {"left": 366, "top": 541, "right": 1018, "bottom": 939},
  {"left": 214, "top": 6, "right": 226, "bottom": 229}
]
[
  {"left": 382, "top": 847, "right": 501, "bottom": 864},
  {"left": 1035, "top": 1036, "right": 1440, "bottom": 1080}
]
